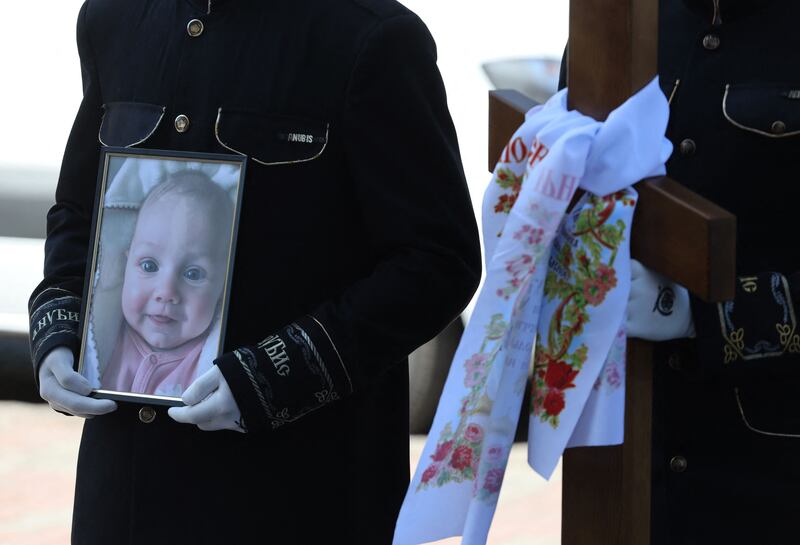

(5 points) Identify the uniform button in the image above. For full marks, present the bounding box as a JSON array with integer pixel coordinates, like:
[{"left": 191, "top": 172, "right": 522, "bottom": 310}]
[
  {"left": 187, "top": 19, "right": 204, "bottom": 37},
  {"left": 702, "top": 34, "right": 720, "bottom": 50},
  {"left": 771, "top": 121, "right": 787, "bottom": 135},
  {"left": 670, "top": 455, "right": 688, "bottom": 473},
  {"left": 174, "top": 114, "right": 190, "bottom": 133},
  {"left": 679, "top": 139, "right": 696, "bottom": 156},
  {"left": 139, "top": 406, "right": 156, "bottom": 424},
  {"left": 149, "top": 354, "right": 157, "bottom": 364},
  {"left": 667, "top": 352, "right": 682, "bottom": 371}
]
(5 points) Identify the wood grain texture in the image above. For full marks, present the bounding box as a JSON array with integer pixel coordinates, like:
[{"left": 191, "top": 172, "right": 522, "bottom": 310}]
[
  {"left": 561, "top": 340, "right": 654, "bottom": 545},
  {"left": 567, "top": 0, "right": 658, "bottom": 120},
  {"left": 632, "top": 177, "right": 736, "bottom": 302},
  {"left": 488, "top": 90, "right": 540, "bottom": 172}
]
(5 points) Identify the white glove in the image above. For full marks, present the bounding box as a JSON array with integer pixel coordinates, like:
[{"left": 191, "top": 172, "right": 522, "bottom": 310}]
[
  {"left": 626, "top": 259, "right": 696, "bottom": 341},
  {"left": 38, "top": 346, "right": 118, "bottom": 417},
  {"left": 168, "top": 365, "right": 246, "bottom": 433}
]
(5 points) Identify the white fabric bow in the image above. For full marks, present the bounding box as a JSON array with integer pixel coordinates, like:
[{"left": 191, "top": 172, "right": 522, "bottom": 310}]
[{"left": 394, "top": 77, "right": 672, "bottom": 545}]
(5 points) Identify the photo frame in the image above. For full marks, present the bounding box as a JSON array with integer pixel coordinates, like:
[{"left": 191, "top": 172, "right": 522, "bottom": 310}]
[{"left": 78, "top": 148, "right": 247, "bottom": 406}]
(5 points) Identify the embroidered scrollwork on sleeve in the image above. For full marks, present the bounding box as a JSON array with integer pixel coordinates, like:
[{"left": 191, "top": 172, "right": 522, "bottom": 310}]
[
  {"left": 215, "top": 315, "right": 354, "bottom": 432},
  {"left": 28, "top": 287, "right": 83, "bottom": 371},
  {"left": 717, "top": 272, "right": 798, "bottom": 364}
]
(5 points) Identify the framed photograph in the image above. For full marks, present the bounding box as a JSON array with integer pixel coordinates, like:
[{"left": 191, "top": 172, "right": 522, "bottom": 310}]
[{"left": 78, "top": 148, "right": 247, "bottom": 406}]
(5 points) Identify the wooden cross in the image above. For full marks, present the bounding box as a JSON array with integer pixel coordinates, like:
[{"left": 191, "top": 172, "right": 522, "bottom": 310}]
[{"left": 488, "top": 0, "right": 737, "bottom": 543}]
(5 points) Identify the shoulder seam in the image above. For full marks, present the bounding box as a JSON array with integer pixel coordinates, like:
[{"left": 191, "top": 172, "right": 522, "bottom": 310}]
[
  {"left": 345, "top": 0, "right": 409, "bottom": 20},
  {"left": 341, "top": 12, "right": 421, "bottom": 110}
]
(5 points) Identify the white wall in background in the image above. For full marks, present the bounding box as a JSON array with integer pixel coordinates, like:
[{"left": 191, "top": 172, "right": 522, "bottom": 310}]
[
  {"left": 0, "top": 1, "right": 568, "bottom": 192},
  {"left": 402, "top": 0, "right": 568, "bottom": 209},
  {"left": 0, "top": 2, "right": 85, "bottom": 170}
]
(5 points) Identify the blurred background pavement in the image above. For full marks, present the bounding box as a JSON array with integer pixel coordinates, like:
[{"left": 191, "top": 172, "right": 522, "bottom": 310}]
[{"left": 0, "top": 401, "right": 561, "bottom": 545}]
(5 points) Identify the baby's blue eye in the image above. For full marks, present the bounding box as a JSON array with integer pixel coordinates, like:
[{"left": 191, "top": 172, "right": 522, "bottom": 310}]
[
  {"left": 140, "top": 259, "right": 158, "bottom": 273},
  {"left": 184, "top": 267, "right": 207, "bottom": 282}
]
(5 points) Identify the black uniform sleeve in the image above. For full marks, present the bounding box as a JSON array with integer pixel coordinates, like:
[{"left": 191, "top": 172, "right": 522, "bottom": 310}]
[
  {"left": 216, "top": 13, "right": 482, "bottom": 432},
  {"left": 28, "top": 1, "right": 103, "bottom": 386},
  {"left": 689, "top": 271, "right": 800, "bottom": 379}
]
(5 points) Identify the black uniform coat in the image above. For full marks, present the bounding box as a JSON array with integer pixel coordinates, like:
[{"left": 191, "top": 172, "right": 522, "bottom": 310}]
[
  {"left": 653, "top": 1, "right": 800, "bottom": 543},
  {"left": 560, "top": 1, "right": 800, "bottom": 543},
  {"left": 27, "top": 0, "right": 481, "bottom": 543}
]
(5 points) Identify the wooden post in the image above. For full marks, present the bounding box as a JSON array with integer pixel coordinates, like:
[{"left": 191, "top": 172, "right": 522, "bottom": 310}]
[{"left": 487, "top": 0, "right": 736, "bottom": 538}]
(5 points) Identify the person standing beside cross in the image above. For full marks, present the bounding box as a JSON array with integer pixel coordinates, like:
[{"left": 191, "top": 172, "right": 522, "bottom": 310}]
[
  {"left": 28, "top": 1, "right": 481, "bottom": 543},
  {"left": 563, "top": 0, "right": 800, "bottom": 542}
]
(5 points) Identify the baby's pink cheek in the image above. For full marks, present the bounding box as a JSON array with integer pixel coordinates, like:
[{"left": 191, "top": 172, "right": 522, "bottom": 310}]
[{"left": 121, "top": 276, "right": 151, "bottom": 323}]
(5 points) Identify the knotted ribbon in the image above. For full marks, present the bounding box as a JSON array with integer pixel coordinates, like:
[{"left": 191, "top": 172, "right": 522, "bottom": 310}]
[{"left": 393, "top": 78, "right": 671, "bottom": 545}]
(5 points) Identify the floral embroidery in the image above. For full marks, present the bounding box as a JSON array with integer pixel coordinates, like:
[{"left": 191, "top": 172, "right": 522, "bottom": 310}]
[
  {"left": 593, "top": 328, "right": 626, "bottom": 391},
  {"left": 531, "top": 191, "right": 633, "bottom": 428},
  {"left": 497, "top": 224, "right": 548, "bottom": 301},
  {"left": 493, "top": 168, "right": 523, "bottom": 214},
  {"left": 482, "top": 468, "right": 504, "bottom": 495},
  {"left": 416, "top": 315, "right": 507, "bottom": 493},
  {"left": 475, "top": 444, "right": 509, "bottom": 502}
]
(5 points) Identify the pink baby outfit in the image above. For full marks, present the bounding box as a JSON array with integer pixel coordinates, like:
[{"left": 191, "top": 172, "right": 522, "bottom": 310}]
[{"left": 101, "top": 323, "right": 207, "bottom": 397}]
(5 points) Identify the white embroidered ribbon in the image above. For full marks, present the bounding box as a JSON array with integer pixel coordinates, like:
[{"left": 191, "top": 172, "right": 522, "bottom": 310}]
[{"left": 393, "top": 78, "right": 671, "bottom": 545}]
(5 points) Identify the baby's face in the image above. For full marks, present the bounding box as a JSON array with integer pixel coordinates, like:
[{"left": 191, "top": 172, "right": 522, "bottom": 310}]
[{"left": 122, "top": 194, "right": 227, "bottom": 351}]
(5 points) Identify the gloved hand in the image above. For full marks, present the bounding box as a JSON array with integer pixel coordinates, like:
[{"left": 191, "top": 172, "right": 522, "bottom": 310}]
[
  {"left": 38, "top": 346, "right": 118, "bottom": 417},
  {"left": 168, "top": 365, "right": 246, "bottom": 433},
  {"left": 626, "top": 259, "right": 696, "bottom": 341}
]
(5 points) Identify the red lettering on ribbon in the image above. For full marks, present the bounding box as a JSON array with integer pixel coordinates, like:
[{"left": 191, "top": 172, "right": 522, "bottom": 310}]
[{"left": 528, "top": 140, "right": 549, "bottom": 168}]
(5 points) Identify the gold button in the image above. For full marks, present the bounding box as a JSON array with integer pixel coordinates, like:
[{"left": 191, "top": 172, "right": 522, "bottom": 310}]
[
  {"left": 771, "top": 121, "right": 786, "bottom": 135},
  {"left": 174, "top": 114, "right": 190, "bottom": 133},
  {"left": 670, "top": 455, "right": 688, "bottom": 473},
  {"left": 187, "top": 19, "right": 204, "bottom": 38},
  {"left": 139, "top": 406, "right": 156, "bottom": 424},
  {"left": 702, "top": 34, "right": 720, "bottom": 51},
  {"left": 679, "top": 138, "right": 696, "bottom": 156}
]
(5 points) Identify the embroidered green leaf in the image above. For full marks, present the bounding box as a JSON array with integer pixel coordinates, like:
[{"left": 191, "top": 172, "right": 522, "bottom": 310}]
[{"left": 485, "top": 314, "right": 508, "bottom": 340}]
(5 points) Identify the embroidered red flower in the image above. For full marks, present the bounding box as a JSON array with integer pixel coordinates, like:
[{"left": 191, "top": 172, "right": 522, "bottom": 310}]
[
  {"left": 512, "top": 224, "right": 544, "bottom": 246},
  {"left": 486, "top": 446, "right": 504, "bottom": 463},
  {"left": 494, "top": 193, "right": 518, "bottom": 214},
  {"left": 544, "top": 361, "right": 578, "bottom": 390},
  {"left": 543, "top": 390, "right": 566, "bottom": 416},
  {"left": 432, "top": 440, "right": 454, "bottom": 462},
  {"left": 596, "top": 264, "right": 618, "bottom": 291},
  {"left": 505, "top": 254, "right": 533, "bottom": 276},
  {"left": 464, "top": 423, "right": 484, "bottom": 443},
  {"left": 464, "top": 353, "right": 489, "bottom": 388},
  {"left": 450, "top": 445, "right": 474, "bottom": 470},
  {"left": 583, "top": 277, "right": 607, "bottom": 306},
  {"left": 421, "top": 464, "right": 439, "bottom": 484},
  {"left": 483, "top": 468, "right": 505, "bottom": 494}
]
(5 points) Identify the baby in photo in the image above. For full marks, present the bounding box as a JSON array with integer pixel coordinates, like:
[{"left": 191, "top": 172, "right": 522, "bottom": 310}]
[{"left": 101, "top": 169, "right": 234, "bottom": 397}]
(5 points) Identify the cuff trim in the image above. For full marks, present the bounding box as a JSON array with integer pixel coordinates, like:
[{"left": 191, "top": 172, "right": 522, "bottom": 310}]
[
  {"left": 217, "top": 317, "right": 354, "bottom": 432},
  {"left": 307, "top": 314, "right": 353, "bottom": 393},
  {"left": 29, "top": 290, "right": 82, "bottom": 372},
  {"left": 717, "top": 272, "right": 800, "bottom": 364}
]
